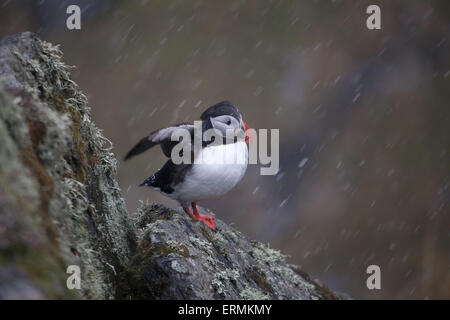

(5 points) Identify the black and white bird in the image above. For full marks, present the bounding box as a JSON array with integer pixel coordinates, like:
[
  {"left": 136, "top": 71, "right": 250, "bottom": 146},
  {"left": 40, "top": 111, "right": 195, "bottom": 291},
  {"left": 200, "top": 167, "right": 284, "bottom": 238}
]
[{"left": 124, "top": 101, "right": 252, "bottom": 230}]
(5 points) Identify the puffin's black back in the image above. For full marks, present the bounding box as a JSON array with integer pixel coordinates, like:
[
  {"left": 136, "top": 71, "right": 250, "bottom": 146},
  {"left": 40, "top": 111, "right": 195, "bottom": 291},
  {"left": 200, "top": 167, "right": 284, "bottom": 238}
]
[{"left": 200, "top": 101, "right": 240, "bottom": 121}]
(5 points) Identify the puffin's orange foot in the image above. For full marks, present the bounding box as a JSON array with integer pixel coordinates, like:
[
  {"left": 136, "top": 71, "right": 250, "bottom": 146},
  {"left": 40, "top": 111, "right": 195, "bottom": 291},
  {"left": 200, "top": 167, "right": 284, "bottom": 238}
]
[
  {"left": 198, "top": 215, "right": 216, "bottom": 230},
  {"left": 183, "top": 207, "right": 196, "bottom": 219},
  {"left": 183, "top": 206, "right": 215, "bottom": 230},
  {"left": 186, "top": 202, "right": 216, "bottom": 230}
]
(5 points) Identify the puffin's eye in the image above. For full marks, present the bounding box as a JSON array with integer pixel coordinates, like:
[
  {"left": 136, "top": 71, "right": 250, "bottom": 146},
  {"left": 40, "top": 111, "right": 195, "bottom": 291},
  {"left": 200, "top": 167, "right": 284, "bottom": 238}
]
[{"left": 226, "top": 119, "right": 231, "bottom": 125}]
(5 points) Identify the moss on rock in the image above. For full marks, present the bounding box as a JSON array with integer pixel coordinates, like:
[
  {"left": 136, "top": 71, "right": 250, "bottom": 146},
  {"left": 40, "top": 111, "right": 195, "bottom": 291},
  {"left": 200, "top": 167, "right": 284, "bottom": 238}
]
[
  {"left": 119, "top": 203, "right": 338, "bottom": 300},
  {"left": 0, "top": 32, "right": 136, "bottom": 299}
]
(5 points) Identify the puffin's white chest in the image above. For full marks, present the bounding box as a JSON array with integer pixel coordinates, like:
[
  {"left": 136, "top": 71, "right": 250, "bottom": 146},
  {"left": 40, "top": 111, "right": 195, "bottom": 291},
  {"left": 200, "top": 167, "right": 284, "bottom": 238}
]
[{"left": 170, "top": 142, "right": 248, "bottom": 204}]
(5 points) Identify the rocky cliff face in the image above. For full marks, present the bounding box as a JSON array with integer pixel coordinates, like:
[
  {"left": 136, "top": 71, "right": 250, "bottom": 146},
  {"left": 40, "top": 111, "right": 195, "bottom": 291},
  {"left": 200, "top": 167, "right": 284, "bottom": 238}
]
[
  {"left": 0, "top": 32, "right": 337, "bottom": 300},
  {"left": 0, "top": 32, "right": 136, "bottom": 299}
]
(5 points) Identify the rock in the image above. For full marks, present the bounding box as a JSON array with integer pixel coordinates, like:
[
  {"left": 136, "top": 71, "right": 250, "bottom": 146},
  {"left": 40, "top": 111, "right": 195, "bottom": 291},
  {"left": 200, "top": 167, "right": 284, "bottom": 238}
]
[
  {"left": 118, "top": 203, "right": 338, "bottom": 300},
  {"left": 0, "top": 32, "right": 337, "bottom": 300},
  {"left": 0, "top": 32, "right": 136, "bottom": 299}
]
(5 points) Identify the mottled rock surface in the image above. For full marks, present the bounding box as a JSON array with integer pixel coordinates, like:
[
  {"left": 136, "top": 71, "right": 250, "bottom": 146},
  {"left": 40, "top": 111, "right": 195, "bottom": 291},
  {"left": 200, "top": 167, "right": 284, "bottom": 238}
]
[
  {"left": 0, "top": 32, "right": 136, "bottom": 299},
  {"left": 0, "top": 32, "right": 337, "bottom": 300},
  {"left": 118, "top": 203, "right": 337, "bottom": 300}
]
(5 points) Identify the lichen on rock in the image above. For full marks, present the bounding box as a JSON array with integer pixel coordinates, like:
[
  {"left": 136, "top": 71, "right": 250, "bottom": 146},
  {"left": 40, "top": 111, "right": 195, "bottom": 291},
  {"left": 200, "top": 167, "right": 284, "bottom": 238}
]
[
  {"left": 118, "top": 203, "right": 338, "bottom": 300},
  {"left": 0, "top": 32, "right": 136, "bottom": 299}
]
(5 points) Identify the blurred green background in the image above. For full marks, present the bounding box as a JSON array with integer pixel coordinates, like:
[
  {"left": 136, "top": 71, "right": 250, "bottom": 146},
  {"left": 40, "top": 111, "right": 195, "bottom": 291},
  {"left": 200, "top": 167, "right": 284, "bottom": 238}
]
[{"left": 1, "top": 0, "right": 448, "bottom": 299}]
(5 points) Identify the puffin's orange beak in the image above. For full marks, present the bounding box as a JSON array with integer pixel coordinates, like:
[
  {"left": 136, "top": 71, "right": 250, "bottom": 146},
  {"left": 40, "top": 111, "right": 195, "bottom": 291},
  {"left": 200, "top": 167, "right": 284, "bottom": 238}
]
[{"left": 242, "top": 121, "right": 252, "bottom": 143}]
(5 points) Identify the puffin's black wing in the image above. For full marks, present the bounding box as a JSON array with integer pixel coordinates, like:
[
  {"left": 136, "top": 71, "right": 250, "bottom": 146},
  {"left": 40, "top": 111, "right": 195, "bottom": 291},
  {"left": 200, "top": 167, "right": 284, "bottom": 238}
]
[
  {"left": 139, "top": 159, "right": 191, "bottom": 194},
  {"left": 124, "top": 123, "right": 194, "bottom": 160}
]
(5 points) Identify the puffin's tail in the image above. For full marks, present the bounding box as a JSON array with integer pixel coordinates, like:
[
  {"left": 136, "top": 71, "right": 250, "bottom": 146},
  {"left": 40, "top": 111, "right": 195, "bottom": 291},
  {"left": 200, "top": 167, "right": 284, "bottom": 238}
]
[{"left": 139, "top": 175, "right": 156, "bottom": 187}]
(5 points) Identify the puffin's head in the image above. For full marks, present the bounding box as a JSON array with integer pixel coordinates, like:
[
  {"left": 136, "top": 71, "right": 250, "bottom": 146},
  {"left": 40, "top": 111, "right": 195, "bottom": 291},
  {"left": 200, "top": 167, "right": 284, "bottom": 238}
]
[{"left": 200, "top": 101, "right": 251, "bottom": 143}]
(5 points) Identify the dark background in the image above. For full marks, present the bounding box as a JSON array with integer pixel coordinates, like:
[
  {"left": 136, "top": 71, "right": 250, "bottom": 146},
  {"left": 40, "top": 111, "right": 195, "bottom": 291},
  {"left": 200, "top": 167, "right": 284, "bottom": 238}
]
[{"left": 1, "top": 0, "right": 448, "bottom": 299}]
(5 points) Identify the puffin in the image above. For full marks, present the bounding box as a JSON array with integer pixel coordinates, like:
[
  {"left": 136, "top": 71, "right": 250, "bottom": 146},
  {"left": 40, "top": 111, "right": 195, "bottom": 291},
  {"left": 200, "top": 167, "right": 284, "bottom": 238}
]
[{"left": 124, "top": 101, "right": 251, "bottom": 230}]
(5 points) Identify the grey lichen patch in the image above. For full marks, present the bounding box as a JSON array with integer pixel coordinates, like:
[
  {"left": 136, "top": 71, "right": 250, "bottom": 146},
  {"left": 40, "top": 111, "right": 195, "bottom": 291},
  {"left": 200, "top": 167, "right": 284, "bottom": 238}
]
[
  {"left": 0, "top": 88, "right": 41, "bottom": 213},
  {"left": 210, "top": 268, "right": 241, "bottom": 297},
  {"left": 250, "top": 242, "right": 287, "bottom": 265},
  {"left": 248, "top": 242, "right": 315, "bottom": 291},
  {"left": 170, "top": 259, "right": 189, "bottom": 274},
  {"left": 222, "top": 228, "right": 239, "bottom": 244},
  {"left": 0, "top": 88, "right": 73, "bottom": 299},
  {"left": 211, "top": 232, "right": 229, "bottom": 247},
  {"left": 0, "top": 87, "right": 30, "bottom": 148},
  {"left": 189, "top": 235, "right": 214, "bottom": 257},
  {"left": 62, "top": 178, "right": 89, "bottom": 216},
  {"left": 211, "top": 278, "right": 228, "bottom": 298},
  {"left": 216, "top": 268, "right": 240, "bottom": 283},
  {"left": 239, "top": 286, "right": 270, "bottom": 300}
]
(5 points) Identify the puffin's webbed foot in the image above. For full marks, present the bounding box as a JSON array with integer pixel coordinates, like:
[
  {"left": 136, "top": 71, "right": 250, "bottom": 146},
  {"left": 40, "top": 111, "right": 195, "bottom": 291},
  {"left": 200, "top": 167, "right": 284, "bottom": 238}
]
[
  {"left": 183, "top": 207, "right": 197, "bottom": 220},
  {"left": 182, "top": 202, "right": 216, "bottom": 230}
]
